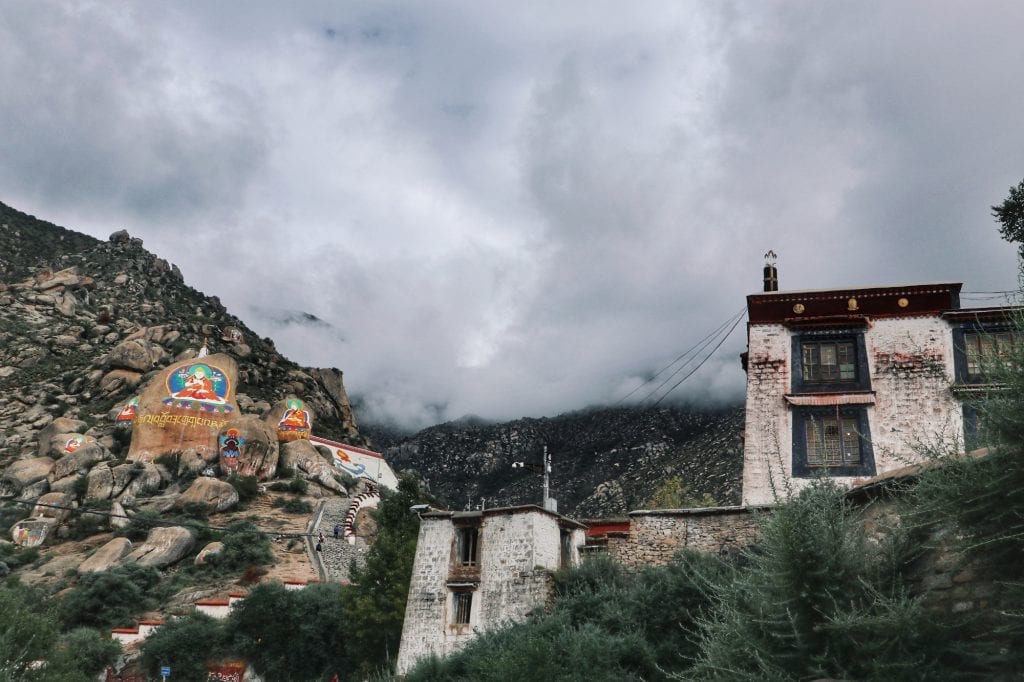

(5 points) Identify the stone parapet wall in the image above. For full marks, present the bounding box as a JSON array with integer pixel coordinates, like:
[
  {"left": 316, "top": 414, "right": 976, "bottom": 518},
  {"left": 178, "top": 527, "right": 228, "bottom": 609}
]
[{"left": 607, "top": 506, "right": 763, "bottom": 570}]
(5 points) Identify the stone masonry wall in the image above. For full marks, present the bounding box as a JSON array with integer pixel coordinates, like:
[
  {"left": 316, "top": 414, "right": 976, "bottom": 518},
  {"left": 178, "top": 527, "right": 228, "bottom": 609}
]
[
  {"left": 396, "top": 517, "right": 454, "bottom": 674},
  {"left": 608, "top": 507, "right": 762, "bottom": 570},
  {"left": 397, "top": 508, "right": 579, "bottom": 674}
]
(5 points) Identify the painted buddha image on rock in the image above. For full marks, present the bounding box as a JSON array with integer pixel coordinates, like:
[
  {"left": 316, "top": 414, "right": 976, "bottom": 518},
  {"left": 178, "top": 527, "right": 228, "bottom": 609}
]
[
  {"left": 277, "top": 398, "right": 311, "bottom": 440},
  {"left": 115, "top": 396, "right": 139, "bottom": 425},
  {"left": 163, "top": 363, "right": 233, "bottom": 412}
]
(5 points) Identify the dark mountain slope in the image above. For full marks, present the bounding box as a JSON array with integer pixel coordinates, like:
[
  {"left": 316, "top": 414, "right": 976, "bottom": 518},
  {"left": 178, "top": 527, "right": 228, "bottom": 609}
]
[{"left": 381, "top": 404, "right": 744, "bottom": 518}]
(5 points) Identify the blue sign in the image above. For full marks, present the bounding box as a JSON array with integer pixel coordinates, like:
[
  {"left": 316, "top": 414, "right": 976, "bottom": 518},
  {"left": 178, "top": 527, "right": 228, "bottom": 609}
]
[{"left": 161, "top": 666, "right": 171, "bottom": 677}]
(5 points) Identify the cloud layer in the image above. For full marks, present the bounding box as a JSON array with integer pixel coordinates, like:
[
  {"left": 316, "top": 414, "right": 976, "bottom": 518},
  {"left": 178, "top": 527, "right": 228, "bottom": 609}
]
[{"left": 3, "top": 2, "right": 1022, "bottom": 429}]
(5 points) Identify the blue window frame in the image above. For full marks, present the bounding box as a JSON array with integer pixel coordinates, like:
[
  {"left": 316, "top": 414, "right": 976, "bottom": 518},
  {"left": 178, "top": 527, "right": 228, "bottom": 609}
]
[
  {"left": 791, "top": 330, "right": 871, "bottom": 394},
  {"left": 792, "top": 407, "right": 876, "bottom": 478},
  {"left": 952, "top": 323, "right": 1018, "bottom": 384}
]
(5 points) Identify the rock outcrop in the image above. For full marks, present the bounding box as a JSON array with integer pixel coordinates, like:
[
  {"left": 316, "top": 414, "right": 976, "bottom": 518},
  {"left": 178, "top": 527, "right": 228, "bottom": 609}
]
[
  {"left": 79, "top": 537, "right": 134, "bottom": 573},
  {"left": 125, "top": 526, "right": 195, "bottom": 567}
]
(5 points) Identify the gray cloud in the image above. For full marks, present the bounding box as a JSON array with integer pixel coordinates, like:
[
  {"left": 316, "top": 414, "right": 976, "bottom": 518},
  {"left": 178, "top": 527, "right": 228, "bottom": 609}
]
[{"left": 2, "top": 2, "right": 1022, "bottom": 430}]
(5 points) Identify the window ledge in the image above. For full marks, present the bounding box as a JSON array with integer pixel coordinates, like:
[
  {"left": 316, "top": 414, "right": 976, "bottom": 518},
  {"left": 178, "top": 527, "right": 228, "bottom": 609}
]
[{"left": 784, "top": 392, "right": 876, "bottom": 406}]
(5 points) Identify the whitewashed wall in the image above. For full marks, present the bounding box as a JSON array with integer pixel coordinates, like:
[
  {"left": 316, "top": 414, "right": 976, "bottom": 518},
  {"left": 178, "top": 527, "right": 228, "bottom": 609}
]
[{"left": 742, "top": 316, "right": 963, "bottom": 505}]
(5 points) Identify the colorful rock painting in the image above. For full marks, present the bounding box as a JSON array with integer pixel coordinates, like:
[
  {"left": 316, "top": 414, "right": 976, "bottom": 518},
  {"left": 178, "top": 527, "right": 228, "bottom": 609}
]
[
  {"left": 277, "top": 399, "right": 311, "bottom": 437},
  {"left": 12, "top": 523, "right": 46, "bottom": 548},
  {"left": 64, "top": 435, "right": 85, "bottom": 453},
  {"left": 163, "top": 363, "right": 233, "bottom": 413},
  {"left": 115, "top": 396, "right": 139, "bottom": 424},
  {"left": 219, "top": 429, "right": 244, "bottom": 472},
  {"left": 333, "top": 448, "right": 367, "bottom": 477}
]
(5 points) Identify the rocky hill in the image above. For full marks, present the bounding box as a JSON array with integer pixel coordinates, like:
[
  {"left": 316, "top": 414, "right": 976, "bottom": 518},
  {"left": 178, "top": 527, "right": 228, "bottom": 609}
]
[
  {"left": 379, "top": 404, "right": 744, "bottom": 518},
  {"left": 0, "top": 200, "right": 361, "bottom": 465}
]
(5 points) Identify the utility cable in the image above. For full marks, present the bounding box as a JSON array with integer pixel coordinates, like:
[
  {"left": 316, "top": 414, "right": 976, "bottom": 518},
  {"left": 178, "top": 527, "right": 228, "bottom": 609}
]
[
  {"left": 634, "top": 307, "right": 747, "bottom": 407},
  {"left": 615, "top": 306, "right": 746, "bottom": 405},
  {"left": 650, "top": 309, "right": 747, "bottom": 407}
]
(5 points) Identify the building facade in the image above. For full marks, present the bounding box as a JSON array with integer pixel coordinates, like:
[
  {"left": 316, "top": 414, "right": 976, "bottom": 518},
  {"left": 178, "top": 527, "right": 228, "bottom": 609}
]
[
  {"left": 741, "top": 279, "right": 1016, "bottom": 505},
  {"left": 396, "top": 505, "right": 586, "bottom": 674}
]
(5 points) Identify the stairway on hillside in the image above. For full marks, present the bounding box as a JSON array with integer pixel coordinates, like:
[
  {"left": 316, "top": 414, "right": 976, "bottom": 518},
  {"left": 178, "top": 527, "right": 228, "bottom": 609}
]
[{"left": 313, "top": 496, "right": 370, "bottom": 583}]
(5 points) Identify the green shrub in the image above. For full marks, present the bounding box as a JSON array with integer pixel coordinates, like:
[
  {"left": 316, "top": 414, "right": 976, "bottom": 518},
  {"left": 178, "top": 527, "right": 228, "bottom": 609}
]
[
  {"left": 59, "top": 564, "right": 162, "bottom": 630},
  {"left": 228, "top": 475, "right": 260, "bottom": 503},
  {"left": 0, "top": 544, "right": 40, "bottom": 570},
  {"left": 688, "top": 481, "right": 964, "bottom": 681},
  {"left": 140, "top": 611, "right": 226, "bottom": 682}
]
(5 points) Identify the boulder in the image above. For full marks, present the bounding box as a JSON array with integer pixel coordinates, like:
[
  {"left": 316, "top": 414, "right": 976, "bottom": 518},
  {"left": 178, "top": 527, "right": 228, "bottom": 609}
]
[
  {"left": 110, "top": 500, "right": 130, "bottom": 530},
  {"left": 49, "top": 474, "right": 80, "bottom": 495},
  {"left": 11, "top": 518, "right": 58, "bottom": 547},
  {"left": 124, "top": 526, "right": 194, "bottom": 567},
  {"left": 283, "top": 440, "right": 345, "bottom": 494},
  {"left": 37, "top": 418, "right": 87, "bottom": 457},
  {"left": 218, "top": 417, "right": 278, "bottom": 480},
  {"left": 134, "top": 491, "right": 181, "bottom": 515},
  {"left": 127, "top": 353, "right": 240, "bottom": 464},
  {"left": 267, "top": 398, "right": 313, "bottom": 443},
  {"left": 34, "top": 267, "right": 81, "bottom": 291},
  {"left": 85, "top": 463, "right": 137, "bottom": 500},
  {"left": 177, "top": 478, "right": 239, "bottom": 514},
  {"left": 122, "top": 463, "right": 164, "bottom": 498},
  {"left": 108, "top": 338, "right": 161, "bottom": 372},
  {"left": 50, "top": 438, "right": 108, "bottom": 481},
  {"left": 280, "top": 439, "right": 323, "bottom": 471},
  {"left": 194, "top": 541, "right": 225, "bottom": 566},
  {"left": 2, "top": 457, "right": 56, "bottom": 496},
  {"left": 79, "top": 537, "right": 134, "bottom": 573},
  {"left": 31, "top": 492, "right": 73, "bottom": 523},
  {"left": 99, "top": 369, "right": 143, "bottom": 394}
]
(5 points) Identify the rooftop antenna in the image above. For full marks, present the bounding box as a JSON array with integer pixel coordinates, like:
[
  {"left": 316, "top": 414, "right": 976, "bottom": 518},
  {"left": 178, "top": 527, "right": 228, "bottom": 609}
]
[{"left": 763, "top": 250, "right": 779, "bottom": 292}]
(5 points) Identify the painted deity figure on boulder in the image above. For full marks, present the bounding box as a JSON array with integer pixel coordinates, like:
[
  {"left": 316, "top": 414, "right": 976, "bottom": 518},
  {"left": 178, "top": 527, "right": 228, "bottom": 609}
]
[
  {"left": 273, "top": 397, "right": 313, "bottom": 442},
  {"left": 127, "top": 353, "right": 241, "bottom": 464}
]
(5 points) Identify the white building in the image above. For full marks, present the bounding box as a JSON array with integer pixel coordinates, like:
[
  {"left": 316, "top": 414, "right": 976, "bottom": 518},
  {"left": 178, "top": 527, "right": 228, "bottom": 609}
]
[
  {"left": 396, "top": 505, "right": 586, "bottom": 674},
  {"left": 741, "top": 267, "right": 1017, "bottom": 505},
  {"left": 309, "top": 436, "right": 399, "bottom": 491}
]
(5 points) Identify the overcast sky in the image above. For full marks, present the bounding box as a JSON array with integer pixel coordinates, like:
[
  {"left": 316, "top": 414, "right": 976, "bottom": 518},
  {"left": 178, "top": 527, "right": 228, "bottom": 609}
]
[{"left": 3, "top": 2, "right": 1023, "bottom": 429}]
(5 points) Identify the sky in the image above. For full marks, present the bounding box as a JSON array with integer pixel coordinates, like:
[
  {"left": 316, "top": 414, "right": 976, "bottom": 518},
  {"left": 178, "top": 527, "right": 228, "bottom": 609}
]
[{"left": 2, "top": 2, "right": 1023, "bottom": 430}]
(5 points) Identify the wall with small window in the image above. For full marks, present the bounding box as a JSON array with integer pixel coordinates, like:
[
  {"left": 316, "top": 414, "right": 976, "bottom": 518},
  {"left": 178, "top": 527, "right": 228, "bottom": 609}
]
[
  {"left": 743, "top": 315, "right": 963, "bottom": 505},
  {"left": 397, "top": 507, "right": 585, "bottom": 674}
]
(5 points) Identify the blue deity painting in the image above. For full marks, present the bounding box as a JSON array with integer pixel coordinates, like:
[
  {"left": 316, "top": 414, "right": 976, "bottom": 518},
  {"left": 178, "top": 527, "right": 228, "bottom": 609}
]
[{"left": 163, "top": 363, "right": 233, "bottom": 413}]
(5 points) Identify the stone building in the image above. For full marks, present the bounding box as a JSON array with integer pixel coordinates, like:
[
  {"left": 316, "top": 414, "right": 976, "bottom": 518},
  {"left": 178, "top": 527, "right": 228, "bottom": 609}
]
[
  {"left": 396, "top": 505, "right": 586, "bottom": 674},
  {"left": 741, "top": 259, "right": 1018, "bottom": 505}
]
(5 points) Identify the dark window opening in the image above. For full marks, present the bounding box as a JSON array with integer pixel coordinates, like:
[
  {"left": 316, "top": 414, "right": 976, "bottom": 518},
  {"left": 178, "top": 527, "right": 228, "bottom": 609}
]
[
  {"left": 452, "top": 591, "right": 473, "bottom": 624},
  {"left": 456, "top": 527, "right": 479, "bottom": 567}
]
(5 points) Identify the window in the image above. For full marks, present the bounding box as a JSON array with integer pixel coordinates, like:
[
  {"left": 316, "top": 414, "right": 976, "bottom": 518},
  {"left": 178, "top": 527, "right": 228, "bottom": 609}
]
[
  {"left": 452, "top": 591, "right": 473, "bottom": 625},
  {"left": 792, "top": 408, "right": 875, "bottom": 477},
  {"left": 791, "top": 331, "right": 870, "bottom": 393},
  {"left": 801, "top": 340, "right": 856, "bottom": 383},
  {"left": 455, "top": 526, "right": 478, "bottom": 567},
  {"left": 805, "top": 413, "right": 861, "bottom": 466},
  {"left": 963, "top": 330, "right": 1017, "bottom": 381}
]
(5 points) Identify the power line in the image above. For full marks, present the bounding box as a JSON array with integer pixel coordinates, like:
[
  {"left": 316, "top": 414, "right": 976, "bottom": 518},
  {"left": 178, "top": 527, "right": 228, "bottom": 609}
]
[
  {"left": 616, "top": 306, "right": 746, "bottom": 405},
  {"left": 650, "top": 310, "right": 747, "bottom": 407}
]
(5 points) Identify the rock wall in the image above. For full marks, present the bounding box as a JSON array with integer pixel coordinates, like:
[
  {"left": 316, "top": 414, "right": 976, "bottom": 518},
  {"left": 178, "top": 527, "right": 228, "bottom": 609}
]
[{"left": 605, "top": 506, "right": 763, "bottom": 569}]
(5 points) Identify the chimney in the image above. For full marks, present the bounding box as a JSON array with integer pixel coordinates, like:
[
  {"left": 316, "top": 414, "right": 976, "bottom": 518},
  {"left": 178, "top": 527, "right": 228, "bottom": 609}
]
[{"left": 763, "top": 250, "right": 778, "bottom": 292}]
